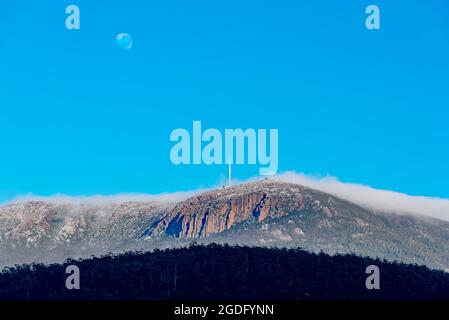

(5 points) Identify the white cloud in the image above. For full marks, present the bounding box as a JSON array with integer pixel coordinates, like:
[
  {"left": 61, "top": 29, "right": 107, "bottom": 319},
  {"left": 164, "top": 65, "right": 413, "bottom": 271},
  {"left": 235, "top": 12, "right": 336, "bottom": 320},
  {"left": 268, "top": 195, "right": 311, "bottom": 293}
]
[
  {"left": 273, "top": 171, "right": 449, "bottom": 222},
  {"left": 4, "top": 190, "right": 201, "bottom": 206},
  {"left": 3, "top": 171, "right": 449, "bottom": 222}
]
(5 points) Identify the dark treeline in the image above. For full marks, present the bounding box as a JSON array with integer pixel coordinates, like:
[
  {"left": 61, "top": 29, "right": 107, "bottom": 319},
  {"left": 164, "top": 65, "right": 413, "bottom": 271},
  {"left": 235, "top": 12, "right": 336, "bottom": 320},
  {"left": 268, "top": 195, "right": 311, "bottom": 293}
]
[{"left": 1, "top": 244, "right": 449, "bottom": 300}]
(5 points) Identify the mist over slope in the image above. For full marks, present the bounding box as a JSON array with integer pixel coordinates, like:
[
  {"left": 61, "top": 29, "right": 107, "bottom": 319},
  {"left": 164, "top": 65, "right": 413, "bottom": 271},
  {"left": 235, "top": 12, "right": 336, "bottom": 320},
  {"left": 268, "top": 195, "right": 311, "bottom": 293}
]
[
  {"left": 274, "top": 172, "right": 449, "bottom": 221},
  {"left": 0, "top": 201, "right": 168, "bottom": 266}
]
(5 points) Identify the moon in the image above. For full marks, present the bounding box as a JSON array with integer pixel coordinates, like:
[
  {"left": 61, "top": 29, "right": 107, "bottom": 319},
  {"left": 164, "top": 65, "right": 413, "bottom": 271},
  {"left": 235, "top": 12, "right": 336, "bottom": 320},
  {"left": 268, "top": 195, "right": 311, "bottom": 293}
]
[{"left": 116, "top": 33, "right": 133, "bottom": 50}]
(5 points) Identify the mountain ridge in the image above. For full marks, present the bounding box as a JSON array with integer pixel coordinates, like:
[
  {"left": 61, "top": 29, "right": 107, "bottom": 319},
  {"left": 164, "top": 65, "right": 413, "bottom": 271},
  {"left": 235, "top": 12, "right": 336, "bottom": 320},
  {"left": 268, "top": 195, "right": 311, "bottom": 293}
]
[{"left": 1, "top": 180, "right": 449, "bottom": 270}]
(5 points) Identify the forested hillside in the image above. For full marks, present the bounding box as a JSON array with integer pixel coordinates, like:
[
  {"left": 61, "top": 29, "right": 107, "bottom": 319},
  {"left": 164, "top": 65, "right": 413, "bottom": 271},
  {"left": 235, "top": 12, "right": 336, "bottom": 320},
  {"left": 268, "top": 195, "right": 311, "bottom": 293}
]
[{"left": 1, "top": 244, "right": 449, "bottom": 300}]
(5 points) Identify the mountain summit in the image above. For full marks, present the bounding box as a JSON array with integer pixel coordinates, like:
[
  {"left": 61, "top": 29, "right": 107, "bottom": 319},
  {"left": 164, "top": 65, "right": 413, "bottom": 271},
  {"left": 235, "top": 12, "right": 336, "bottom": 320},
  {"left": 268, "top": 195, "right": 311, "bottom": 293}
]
[
  {"left": 1, "top": 180, "right": 449, "bottom": 270},
  {"left": 145, "top": 180, "right": 449, "bottom": 270},
  {"left": 145, "top": 181, "right": 308, "bottom": 239}
]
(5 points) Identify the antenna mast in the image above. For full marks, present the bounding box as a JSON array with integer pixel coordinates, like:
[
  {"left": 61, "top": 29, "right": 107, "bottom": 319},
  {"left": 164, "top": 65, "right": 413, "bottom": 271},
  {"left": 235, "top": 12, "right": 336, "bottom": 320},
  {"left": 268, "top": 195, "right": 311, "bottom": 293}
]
[{"left": 228, "top": 162, "right": 232, "bottom": 187}]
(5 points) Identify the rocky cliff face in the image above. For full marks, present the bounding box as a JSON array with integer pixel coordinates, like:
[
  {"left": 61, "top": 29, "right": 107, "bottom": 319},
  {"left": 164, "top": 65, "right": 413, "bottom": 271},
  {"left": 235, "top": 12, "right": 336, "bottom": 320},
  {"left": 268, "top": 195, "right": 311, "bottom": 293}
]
[{"left": 146, "top": 181, "right": 327, "bottom": 239}]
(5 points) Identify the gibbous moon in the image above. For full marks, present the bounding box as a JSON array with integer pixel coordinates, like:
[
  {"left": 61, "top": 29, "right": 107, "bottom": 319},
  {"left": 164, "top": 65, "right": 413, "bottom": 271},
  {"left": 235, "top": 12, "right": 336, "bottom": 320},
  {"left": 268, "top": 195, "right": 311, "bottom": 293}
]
[{"left": 116, "top": 33, "right": 133, "bottom": 50}]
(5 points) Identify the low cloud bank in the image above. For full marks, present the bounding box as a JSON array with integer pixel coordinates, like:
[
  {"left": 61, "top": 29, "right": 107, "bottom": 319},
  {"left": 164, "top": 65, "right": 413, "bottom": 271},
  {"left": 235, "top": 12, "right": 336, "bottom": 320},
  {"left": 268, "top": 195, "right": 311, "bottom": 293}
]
[
  {"left": 5, "top": 191, "right": 201, "bottom": 206},
  {"left": 3, "top": 171, "right": 449, "bottom": 222},
  {"left": 274, "top": 172, "right": 449, "bottom": 222}
]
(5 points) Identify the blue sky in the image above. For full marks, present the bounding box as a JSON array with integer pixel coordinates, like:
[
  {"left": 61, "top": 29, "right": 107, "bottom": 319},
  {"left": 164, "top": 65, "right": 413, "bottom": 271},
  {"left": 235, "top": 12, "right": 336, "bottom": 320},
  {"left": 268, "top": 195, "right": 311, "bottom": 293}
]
[{"left": 0, "top": 0, "right": 448, "bottom": 202}]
